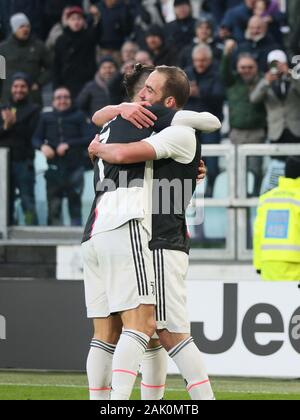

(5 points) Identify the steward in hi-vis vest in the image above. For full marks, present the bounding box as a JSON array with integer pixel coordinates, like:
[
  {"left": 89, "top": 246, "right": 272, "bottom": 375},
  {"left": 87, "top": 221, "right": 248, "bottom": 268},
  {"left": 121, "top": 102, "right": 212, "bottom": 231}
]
[{"left": 254, "top": 157, "right": 300, "bottom": 281}]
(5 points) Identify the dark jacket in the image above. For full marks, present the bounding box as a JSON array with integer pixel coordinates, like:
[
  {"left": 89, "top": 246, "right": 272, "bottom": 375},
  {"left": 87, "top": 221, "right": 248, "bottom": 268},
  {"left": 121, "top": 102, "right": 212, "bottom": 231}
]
[
  {"left": 208, "top": 0, "right": 243, "bottom": 25},
  {"left": 97, "top": 0, "right": 134, "bottom": 50},
  {"left": 0, "top": 98, "right": 40, "bottom": 161},
  {"left": 32, "top": 108, "right": 92, "bottom": 169},
  {"left": 220, "top": 53, "right": 266, "bottom": 130},
  {"left": 164, "top": 16, "right": 197, "bottom": 50},
  {"left": 0, "top": 0, "right": 10, "bottom": 41},
  {"left": 0, "top": 35, "right": 52, "bottom": 104},
  {"left": 185, "top": 64, "right": 225, "bottom": 121},
  {"left": 237, "top": 34, "right": 279, "bottom": 72},
  {"left": 54, "top": 26, "right": 100, "bottom": 99},
  {"left": 221, "top": 3, "right": 253, "bottom": 42},
  {"left": 149, "top": 43, "right": 179, "bottom": 67},
  {"left": 77, "top": 78, "right": 111, "bottom": 118}
]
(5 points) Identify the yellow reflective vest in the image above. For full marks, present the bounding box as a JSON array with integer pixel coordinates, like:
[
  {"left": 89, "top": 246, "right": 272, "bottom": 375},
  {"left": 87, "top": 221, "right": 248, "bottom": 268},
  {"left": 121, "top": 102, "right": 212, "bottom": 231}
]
[{"left": 253, "top": 177, "right": 300, "bottom": 281}]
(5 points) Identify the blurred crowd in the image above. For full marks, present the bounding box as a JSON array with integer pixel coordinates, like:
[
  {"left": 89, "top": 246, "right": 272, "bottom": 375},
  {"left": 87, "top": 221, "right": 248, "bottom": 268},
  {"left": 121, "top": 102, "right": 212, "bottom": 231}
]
[{"left": 0, "top": 0, "right": 299, "bottom": 226}]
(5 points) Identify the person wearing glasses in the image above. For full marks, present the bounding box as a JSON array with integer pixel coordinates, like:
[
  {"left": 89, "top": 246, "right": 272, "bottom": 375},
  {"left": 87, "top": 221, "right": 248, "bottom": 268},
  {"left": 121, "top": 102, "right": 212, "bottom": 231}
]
[
  {"left": 32, "top": 87, "right": 91, "bottom": 226},
  {"left": 221, "top": 39, "right": 267, "bottom": 195}
]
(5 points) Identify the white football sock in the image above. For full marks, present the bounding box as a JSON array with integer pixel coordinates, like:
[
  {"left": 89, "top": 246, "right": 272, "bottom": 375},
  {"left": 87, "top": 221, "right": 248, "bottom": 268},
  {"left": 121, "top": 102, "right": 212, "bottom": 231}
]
[
  {"left": 111, "top": 329, "right": 150, "bottom": 400},
  {"left": 169, "top": 337, "right": 215, "bottom": 400},
  {"left": 140, "top": 346, "right": 167, "bottom": 400},
  {"left": 86, "top": 339, "right": 116, "bottom": 400}
]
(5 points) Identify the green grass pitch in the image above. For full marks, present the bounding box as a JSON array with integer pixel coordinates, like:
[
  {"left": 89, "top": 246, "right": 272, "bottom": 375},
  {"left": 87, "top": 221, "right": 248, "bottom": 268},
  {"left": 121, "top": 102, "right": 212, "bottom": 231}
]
[{"left": 0, "top": 372, "right": 299, "bottom": 400}]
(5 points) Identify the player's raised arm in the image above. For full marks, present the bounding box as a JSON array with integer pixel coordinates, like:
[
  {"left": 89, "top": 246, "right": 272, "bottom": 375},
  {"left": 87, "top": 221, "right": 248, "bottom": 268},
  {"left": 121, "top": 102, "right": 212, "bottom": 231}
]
[{"left": 92, "top": 102, "right": 157, "bottom": 129}]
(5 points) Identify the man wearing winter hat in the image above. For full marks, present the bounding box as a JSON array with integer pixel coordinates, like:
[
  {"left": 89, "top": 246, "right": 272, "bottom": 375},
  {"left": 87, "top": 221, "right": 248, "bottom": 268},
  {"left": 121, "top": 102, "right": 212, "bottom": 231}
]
[
  {"left": 0, "top": 13, "right": 51, "bottom": 105},
  {"left": 164, "top": 0, "right": 197, "bottom": 51},
  {"left": 0, "top": 72, "right": 40, "bottom": 225},
  {"left": 145, "top": 24, "right": 178, "bottom": 66}
]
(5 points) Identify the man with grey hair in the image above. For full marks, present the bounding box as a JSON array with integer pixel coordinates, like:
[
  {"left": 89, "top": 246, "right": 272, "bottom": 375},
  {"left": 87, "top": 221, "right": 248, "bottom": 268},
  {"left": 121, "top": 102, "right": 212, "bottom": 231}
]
[{"left": 185, "top": 44, "right": 225, "bottom": 193}]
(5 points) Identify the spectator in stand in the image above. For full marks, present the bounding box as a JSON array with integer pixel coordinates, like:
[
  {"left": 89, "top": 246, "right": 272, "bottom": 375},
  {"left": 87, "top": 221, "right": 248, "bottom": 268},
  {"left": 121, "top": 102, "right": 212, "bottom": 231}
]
[
  {"left": 237, "top": 16, "right": 279, "bottom": 72},
  {"left": 179, "top": 17, "right": 224, "bottom": 69},
  {"left": 108, "top": 60, "right": 135, "bottom": 104},
  {"left": 290, "top": 24, "right": 300, "bottom": 56},
  {"left": 77, "top": 56, "right": 118, "bottom": 118},
  {"left": 43, "top": 0, "right": 84, "bottom": 38},
  {"left": 134, "top": 50, "right": 154, "bottom": 66},
  {"left": 209, "top": 0, "right": 243, "bottom": 25},
  {"left": 221, "top": 39, "right": 267, "bottom": 193},
  {"left": 0, "top": 73, "right": 40, "bottom": 225},
  {"left": 253, "top": 0, "right": 286, "bottom": 45},
  {"left": 185, "top": 44, "right": 225, "bottom": 193},
  {"left": 0, "top": 13, "right": 52, "bottom": 105},
  {"left": 121, "top": 41, "right": 139, "bottom": 65},
  {"left": 145, "top": 24, "right": 178, "bottom": 66},
  {"left": 32, "top": 87, "right": 91, "bottom": 226},
  {"left": 93, "top": 0, "right": 135, "bottom": 62},
  {"left": 53, "top": 7, "right": 101, "bottom": 99},
  {"left": 220, "top": 0, "right": 258, "bottom": 43},
  {"left": 8, "top": 0, "right": 45, "bottom": 39},
  {"left": 164, "top": 0, "right": 197, "bottom": 50},
  {"left": 250, "top": 50, "right": 300, "bottom": 146}
]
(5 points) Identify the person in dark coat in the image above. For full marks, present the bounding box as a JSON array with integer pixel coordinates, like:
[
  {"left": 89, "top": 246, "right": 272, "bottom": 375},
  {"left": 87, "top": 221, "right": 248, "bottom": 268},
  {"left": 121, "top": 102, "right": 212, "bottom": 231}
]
[
  {"left": 0, "top": 73, "right": 40, "bottom": 225},
  {"left": 185, "top": 44, "right": 225, "bottom": 193},
  {"left": 164, "top": 0, "right": 197, "bottom": 50},
  {"left": 8, "top": 0, "right": 45, "bottom": 39},
  {"left": 208, "top": 0, "right": 243, "bottom": 25},
  {"left": 43, "top": 0, "right": 84, "bottom": 38},
  {"left": 144, "top": 24, "right": 178, "bottom": 66},
  {"left": 32, "top": 87, "right": 92, "bottom": 226},
  {"left": 237, "top": 16, "right": 280, "bottom": 72},
  {"left": 220, "top": 0, "right": 257, "bottom": 42},
  {"left": 53, "top": 7, "right": 101, "bottom": 99},
  {"left": 0, "top": 13, "right": 52, "bottom": 105},
  {"left": 77, "top": 56, "right": 118, "bottom": 118}
]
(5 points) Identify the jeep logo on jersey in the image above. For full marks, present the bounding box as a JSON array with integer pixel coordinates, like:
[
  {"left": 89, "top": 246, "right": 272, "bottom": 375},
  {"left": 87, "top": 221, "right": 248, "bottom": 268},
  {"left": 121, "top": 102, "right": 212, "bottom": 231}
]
[
  {"left": 0, "top": 315, "right": 6, "bottom": 340},
  {"left": 192, "top": 284, "right": 300, "bottom": 356},
  {"left": 0, "top": 55, "right": 6, "bottom": 79}
]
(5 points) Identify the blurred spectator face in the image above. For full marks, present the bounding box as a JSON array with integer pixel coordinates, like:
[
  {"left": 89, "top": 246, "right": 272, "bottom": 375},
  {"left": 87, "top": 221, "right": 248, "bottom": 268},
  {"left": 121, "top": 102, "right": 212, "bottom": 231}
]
[
  {"left": 53, "top": 88, "right": 72, "bottom": 112},
  {"left": 15, "top": 24, "right": 31, "bottom": 41},
  {"left": 67, "top": 13, "right": 85, "bottom": 32},
  {"left": 175, "top": 4, "right": 192, "bottom": 20},
  {"left": 245, "top": 0, "right": 258, "bottom": 9},
  {"left": 138, "top": 70, "right": 166, "bottom": 104},
  {"left": 196, "top": 23, "right": 213, "bottom": 43},
  {"left": 135, "top": 51, "right": 154, "bottom": 66},
  {"left": 11, "top": 79, "right": 29, "bottom": 102},
  {"left": 237, "top": 57, "right": 258, "bottom": 82},
  {"left": 98, "top": 62, "right": 117, "bottom": 82},
  {"left": 104, "top": 0, "right": 118, "bottom": 7},
  {"left": 192, "top": 49, "right": 212, "bottom": 74},
  {"left": 254, "top": 0, "right": 267, "bottom": 16},
  {"left": 247, "top": 16, "right": 267, "bottom": 40},
  {"left": 145, "top": 35, "right": 162, "bottom": 52},
  {"left": 121, "top": 42, "right": 139, "bottom": 63}
]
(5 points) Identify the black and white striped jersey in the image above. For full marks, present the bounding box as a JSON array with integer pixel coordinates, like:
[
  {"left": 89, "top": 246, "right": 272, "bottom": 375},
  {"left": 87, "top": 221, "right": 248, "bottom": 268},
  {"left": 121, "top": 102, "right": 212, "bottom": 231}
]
[{"left": 82, "top": 105, "right": 176, "bottom": 243}]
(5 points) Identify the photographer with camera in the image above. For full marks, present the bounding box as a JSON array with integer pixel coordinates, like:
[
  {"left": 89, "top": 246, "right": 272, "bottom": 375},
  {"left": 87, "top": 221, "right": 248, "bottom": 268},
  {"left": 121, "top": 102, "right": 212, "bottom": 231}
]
[
  {"left": 250, "top": 50, "right": 300, "bottom": 191},
  {"left": 250, "top": 50, "right": 300, "bottom": 145}
]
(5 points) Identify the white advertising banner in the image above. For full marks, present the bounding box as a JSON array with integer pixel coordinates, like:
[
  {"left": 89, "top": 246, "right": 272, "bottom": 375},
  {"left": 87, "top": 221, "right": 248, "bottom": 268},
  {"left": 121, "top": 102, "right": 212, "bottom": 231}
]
[{"left": 57, "top": 246, "right": 300, "bottom": 378}]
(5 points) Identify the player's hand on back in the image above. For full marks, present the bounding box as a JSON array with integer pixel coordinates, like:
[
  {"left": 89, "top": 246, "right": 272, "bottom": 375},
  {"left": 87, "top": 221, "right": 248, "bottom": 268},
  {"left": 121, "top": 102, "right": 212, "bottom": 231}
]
[
  {"left": 197, "top": 160, "right": 207, "bottom": 183},
  {"left": 119, "top": 102, "right": 157, "bottom": 129},
  {"left": 88, "top": 135, "right": 101, "bottom": 161}
]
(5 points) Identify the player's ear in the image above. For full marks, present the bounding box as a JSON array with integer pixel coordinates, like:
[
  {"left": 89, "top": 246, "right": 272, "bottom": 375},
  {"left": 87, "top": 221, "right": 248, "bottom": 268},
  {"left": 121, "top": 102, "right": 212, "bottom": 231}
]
[{"left": 164, "top": 96, "right": 176, "bottom": 109}]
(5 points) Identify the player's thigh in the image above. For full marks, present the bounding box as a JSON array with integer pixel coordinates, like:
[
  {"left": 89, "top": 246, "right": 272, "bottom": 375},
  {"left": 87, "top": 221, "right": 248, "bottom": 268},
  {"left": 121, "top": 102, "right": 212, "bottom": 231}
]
[
  {"left": 154, "top": 249, "right": 190, "bottom": 334},
  {"left": 93, "top": 316, "right": 123, "bottom": 345},
  {"left": 81, "top": 239, "right": 110, "bottom": 318},
  {"left": 98, "top": 221, "right": 156, "bottom": 315}
]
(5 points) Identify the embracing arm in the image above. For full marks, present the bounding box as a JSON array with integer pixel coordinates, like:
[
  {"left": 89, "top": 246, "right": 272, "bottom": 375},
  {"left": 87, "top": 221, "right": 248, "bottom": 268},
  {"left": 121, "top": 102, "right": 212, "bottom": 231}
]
[
  {"left": 92, "top": 102, "right": 157, "bottom": 129},
  {"left": 88, "top": 135, "right": 156, "bottom": 164},
  {"left": 171, "top": 111, "right": 221, "bottom": 133}
]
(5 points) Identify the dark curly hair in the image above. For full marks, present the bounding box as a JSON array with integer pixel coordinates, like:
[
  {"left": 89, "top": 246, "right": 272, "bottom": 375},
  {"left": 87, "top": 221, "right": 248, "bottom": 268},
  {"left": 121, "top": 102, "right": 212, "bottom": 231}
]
[{"left": 123, "top": 63, "right": 155, "bottom": 100}]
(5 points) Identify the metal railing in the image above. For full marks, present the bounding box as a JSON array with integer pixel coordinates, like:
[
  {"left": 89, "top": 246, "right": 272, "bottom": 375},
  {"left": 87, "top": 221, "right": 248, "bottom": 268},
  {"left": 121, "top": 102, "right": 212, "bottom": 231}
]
[{"left": 1, "top": 144, "right": 300, "bottom": 261}]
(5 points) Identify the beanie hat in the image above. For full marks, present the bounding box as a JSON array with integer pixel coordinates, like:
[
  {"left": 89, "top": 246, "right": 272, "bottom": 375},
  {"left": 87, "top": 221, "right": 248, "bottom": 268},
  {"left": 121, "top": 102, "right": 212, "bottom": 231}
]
[
  {"left": 98, "top": 56, "right": 118, "bottom": 69},
  {"left": 66, "top": 6, "right": 84, "bottom": 19},
  {"left": 11, "top": 72, "right": 32, "bottom": 88},
  {"left": 10, "top": 13, "right": 30, "bottom": 34},
  {"left": 145, "top": 24, "right": 165, "bottom": 40}
]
